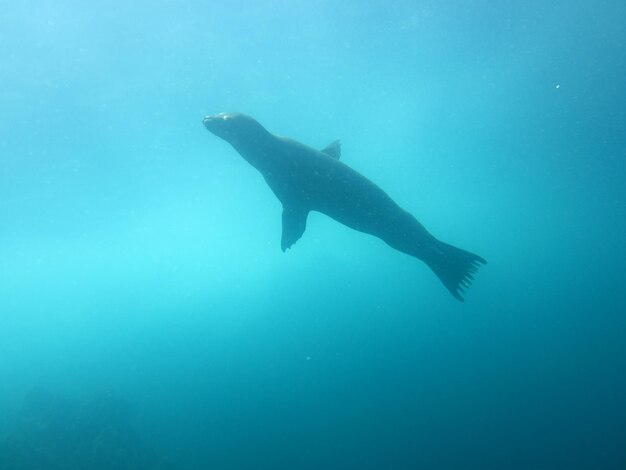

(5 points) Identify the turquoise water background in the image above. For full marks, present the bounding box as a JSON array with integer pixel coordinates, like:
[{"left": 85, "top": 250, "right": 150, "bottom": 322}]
[{"left": 1, "top": 1, "right": 625, "bottom": 468}]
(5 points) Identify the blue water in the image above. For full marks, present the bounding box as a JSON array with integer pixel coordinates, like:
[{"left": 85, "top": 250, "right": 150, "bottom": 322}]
[{"left": 1, "top": 1, "right": 625, "bottom": 468}]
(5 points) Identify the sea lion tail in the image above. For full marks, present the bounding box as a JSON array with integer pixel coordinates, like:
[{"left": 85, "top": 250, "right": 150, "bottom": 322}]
[{"left": 424, "top": 241, "right": 486, "bottom": 302}]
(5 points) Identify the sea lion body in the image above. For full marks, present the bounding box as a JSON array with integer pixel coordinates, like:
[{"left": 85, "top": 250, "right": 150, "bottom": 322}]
[{"left": 203, "top": 112, "right": 485, "bottom": 301}]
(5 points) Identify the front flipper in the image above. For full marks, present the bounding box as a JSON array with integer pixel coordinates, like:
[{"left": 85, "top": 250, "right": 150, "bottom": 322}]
[{"left": 281, "top": 206, "right": 309, "bottom": 252}]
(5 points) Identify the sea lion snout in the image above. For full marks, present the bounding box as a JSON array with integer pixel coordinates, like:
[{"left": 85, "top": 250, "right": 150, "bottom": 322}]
[
  {"left": 203, "top": 113, "right": 236, "bottom": 132},
  {"left": 203, "top": 113, "right": 269, "bottom": 145},
  {"left": 202, "top": 114, "right": 225, "bottom": 134},
  {"left": 202, "top": 114, "right": 219, "bottom": 126}
]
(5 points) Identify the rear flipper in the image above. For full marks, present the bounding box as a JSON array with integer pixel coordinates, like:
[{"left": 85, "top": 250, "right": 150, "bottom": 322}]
[{"left": 424, "top": 240, "right": 487, "bottom": 302}]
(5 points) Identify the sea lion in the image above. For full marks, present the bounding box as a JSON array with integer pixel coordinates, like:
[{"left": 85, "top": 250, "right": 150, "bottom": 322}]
[{"left": 203, "top": 112, "right": 486, "bottom": 301}]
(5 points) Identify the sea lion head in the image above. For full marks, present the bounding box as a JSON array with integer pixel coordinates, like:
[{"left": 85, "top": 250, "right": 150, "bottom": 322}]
[{"left": 203, "top": 112, "right": 269, "bottom": 147}]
